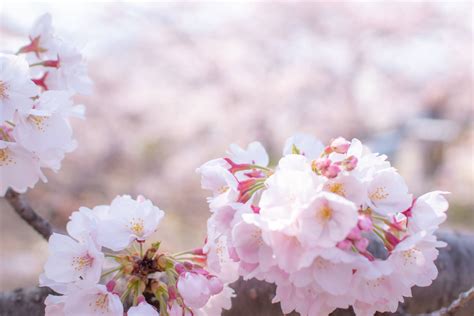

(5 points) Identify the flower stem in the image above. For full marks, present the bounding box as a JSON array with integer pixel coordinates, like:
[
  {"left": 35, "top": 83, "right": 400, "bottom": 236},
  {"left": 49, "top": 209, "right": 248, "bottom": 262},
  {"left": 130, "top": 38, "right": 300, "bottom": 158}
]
[{"left": 101, "top": 267, "right": 122, "bottom": 278}]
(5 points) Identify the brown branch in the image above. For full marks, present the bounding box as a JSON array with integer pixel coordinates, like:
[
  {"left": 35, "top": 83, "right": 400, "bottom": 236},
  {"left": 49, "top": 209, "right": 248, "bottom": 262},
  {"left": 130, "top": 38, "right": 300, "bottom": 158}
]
[
  {"left": 430, "top": 287, "right": 474, "bottom": 316},
  {"left": 4, "top": 189, "right": 53, "bottom": 240}
]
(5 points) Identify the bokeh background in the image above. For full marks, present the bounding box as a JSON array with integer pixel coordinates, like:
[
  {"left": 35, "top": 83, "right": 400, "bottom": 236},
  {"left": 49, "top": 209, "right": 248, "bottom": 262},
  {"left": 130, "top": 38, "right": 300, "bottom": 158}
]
[{"left": 0, "top": 1, "right": 472, "bottom": 291}]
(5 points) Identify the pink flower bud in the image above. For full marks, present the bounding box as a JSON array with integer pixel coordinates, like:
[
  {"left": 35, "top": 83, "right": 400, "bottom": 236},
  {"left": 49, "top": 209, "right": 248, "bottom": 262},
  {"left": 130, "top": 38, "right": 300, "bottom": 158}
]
[
  {"left": 355, "top": 238, "right": 369, "bottom": 252},
  {"left": 347, "top": 226, "right": 362, "bottom": 240},
  {"left": 358, "top": 216, "right": 373, "bottom": 231},
  {"left": 385, "top": 231, "right": 400, "bottom": 248},
  {"left": 168, "top": 286, "right": 177, "bottom": 300},
  {"left": 323, "top": 145, "right": 333, "bottom": 155},
  {"left": 323, "top": 164, "right": 341, "bottom": 178},
  {"left": 330, "top": 137, "right": 351, "bottom": 154},
  {"left": 106, "top": 280, "right": 116, "bottom": 292},
  {"left": 207, "top": 276, "right": 224, "bottom": 295},
  {"left": 175, "top": 263, "right": 186, "bottom": 274},
  {"left": 251, "top": 205, "right": 261, "bottom": 214},
  {"left": 313, "top": 158, "right": 331, "bottom": 172},
  {"left": 42, "top": 58, "right": 61, "bottom": 68},
  {"left": 183, "top": 261, "right": 194, "bottom": 270},
  {"left": 193, "top": 248, "right": 204, "bottom": 255},
  {"left": 343, "top": 155, "right": 358, "bottom": 171},
  {"left": 337, "top": 239, "right": 352, "bottom": 250}
]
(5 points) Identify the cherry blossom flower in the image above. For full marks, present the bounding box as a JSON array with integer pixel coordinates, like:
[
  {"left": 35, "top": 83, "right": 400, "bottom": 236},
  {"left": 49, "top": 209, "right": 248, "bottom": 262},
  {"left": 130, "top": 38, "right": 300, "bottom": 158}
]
[
  {"left": 127, "top": 302, "right": 160, "bottom": 316},
  {"left": 0, "top": 140, "right": 45, "bottom": 195},
  {"left": 177, "top": 272, "right": 213, "bottom": 309},
  {"left": 198, "top": 134, "right": 449, "bottom": 316},
  {"left": 323, "top": 172, "right": 366, "bottom": 206},
  {"left": 66, "top": 205, "right": 109, "bottom": 245},
  {"left": 196, "top": 159, "right": 239, "bottom": 208},
  {"left": 44, "top": 233, "right": 104, "bottom": 285},
  {"left": 408, "top": 191, "right": 449, "bottom": 233},
  {"left": 0, "top": 53, "right": 38, "bottom": 122},
  {"left": 63, "top": 285, "right": 123, "bottom": 316},
  {"left": 13, "top": 91, "right": 82, "bottom": 171},
  {"left": 44, "top": 294, "right": 66, "bottom": 316},
  {"left": 297, "top": 192, "right": 358, "bottom": 248},
  {"left": 227, "top": 141, "right": 269, "bottom": 166},
  {"left": 41, "top": 192, "right": 229, "bottom": 316},
  {"left": 43, "top": 42, "right": 93, "bottom": 94},
  {"left": 259, "top": 154, "right": 323, "bottom": 233},
  {"left": 366, "top": 169, "right": 413, "bottom": 215},
  {"left": 97, "top": 195, "right": 164, "bottom": 251},
  {"left": 196, "top": 284, "right": 235, "bottom": 316},
  {"left": 1, "top": 14, "right": 89, "bottom": 196}
]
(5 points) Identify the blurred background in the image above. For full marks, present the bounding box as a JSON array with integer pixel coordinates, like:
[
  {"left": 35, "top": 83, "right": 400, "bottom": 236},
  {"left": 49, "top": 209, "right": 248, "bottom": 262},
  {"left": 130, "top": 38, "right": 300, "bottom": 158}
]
[{"left": 0, "top": 1, "right": 472, "bottom": 291}]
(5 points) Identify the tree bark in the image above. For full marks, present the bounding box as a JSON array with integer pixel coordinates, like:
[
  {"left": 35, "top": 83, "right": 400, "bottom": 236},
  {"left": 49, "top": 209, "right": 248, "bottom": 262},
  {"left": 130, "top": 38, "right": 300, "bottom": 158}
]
[
  {"left": 4, "top": 189, "right": 53, "bottom": 240},
  {"left": 1, "top": 231, "right": 472, "bottom": 316}
]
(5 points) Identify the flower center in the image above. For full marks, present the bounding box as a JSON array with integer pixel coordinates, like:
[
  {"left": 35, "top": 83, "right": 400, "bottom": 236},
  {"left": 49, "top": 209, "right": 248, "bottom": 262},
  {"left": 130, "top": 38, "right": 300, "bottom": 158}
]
[
  {"left": 129, "top": 218, "right": 145, "bottom": 236},
  {"left": 402, "top": 248, "right": 420, "bottom": 266},
  {"left": 90, "top": 293, "right": 109, "bottom": 312},
  {"left": 370, "top": 187, "right": 389, "bottom": 201},
  {"left": 315, "top": 257, "right": 329, "bottom": 270},
  {"left": 72, "top": 253, "right": 94, "bottom": 271},
  {"left": 216, "top": 185, "right": 229, "bottom": 194},
  {"left": 0, "top": 81, "right": 8, "bottom": 99},
  {"left": 250, "top": 228, "right": 263, "bottom": 246},
  {"left": 29, "top": 115, "right": 49, "bottom": 131},
  {"left": 318, "top": 205, "right": 333, "bottom": 222},
  {"left": 0, "top": 148, "right": 14, "bottom": 166},
  {"left": 328, "top": 182, "right": 346, "bottom": 197}
]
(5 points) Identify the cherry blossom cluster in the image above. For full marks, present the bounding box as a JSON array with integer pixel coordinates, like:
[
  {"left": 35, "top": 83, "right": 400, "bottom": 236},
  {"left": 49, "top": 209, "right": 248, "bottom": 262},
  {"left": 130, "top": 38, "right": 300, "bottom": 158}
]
[
  {"left": 1, "top": 14, "right": 91, "bottom": 195},
  {"left": 41, "top": 195, "right": 234, "bottom": 316},
  {"left": 198, "top": 134, "right": 449, "bottom": 316}
]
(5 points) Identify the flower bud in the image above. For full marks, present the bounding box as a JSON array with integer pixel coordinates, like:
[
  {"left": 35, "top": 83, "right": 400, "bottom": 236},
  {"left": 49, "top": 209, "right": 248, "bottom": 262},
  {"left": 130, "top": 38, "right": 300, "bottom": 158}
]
[
  {"left": 323, "top": 164, "right": 341, "bottom": 179},
  {"left": 175, "top": 263, "right": 186, "bottom": 274},
  {"left": 347, "top": 226, "right": 362, "bottom": 240},
  {"left": 106, "top": 280, "right": 116, "bottom": 292},
  {"left": 207, "top": 276, "right": 224, "bottom": 295},
  {"left": 355, "top": 238, "right": 369, "bottom": 252},
  {"left": 337, "top": 239, "right": 352, "bottom": 250},
  {"left": 385, "top": 231, "right": 400, "bottom": 249},
  {"left": 358, "top": 215, "right": 373, "bottom": 231},
  {"left": 343, "top": 155, "right": 358, "bottom": 171},
  {"left": 330, "top": 137, "right": 351, "bottom": 154}
]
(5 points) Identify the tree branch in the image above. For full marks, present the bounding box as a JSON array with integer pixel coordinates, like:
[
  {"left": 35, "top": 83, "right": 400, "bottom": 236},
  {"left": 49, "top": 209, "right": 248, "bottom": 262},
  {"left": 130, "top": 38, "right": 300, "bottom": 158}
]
[
  {"left": 430, "top": 287, "right": 474, "bottom": 316},
  {"left": 4, "top": 189, "right": 53, "bottom": 241}
]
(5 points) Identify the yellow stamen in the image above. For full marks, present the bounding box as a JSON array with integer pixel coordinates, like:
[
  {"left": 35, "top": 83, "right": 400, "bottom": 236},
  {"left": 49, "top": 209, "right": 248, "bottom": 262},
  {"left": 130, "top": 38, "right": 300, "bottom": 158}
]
[
  {"left": 72, "top": 254, "right": 94, "bottom": 271},
  {"left": 129, "top": 218, "right": 145, "bottom": 236},
  {"left": 318, "top": 205, "right": 333, "bottom": 222},
  {"left": 29, "top": 115, "right": 49, "bottom": 131},
  {"left": 0, "top": 81, "right": 7, "bottom": 99},
  {"left": 0, "top": 148, "right": 14, "bottom": 166},
  {"left": 89, "top": 293, "right": 109, "bottom": 312},
  {"left": 328, "top": 182, "right": 346, "bottom": 197},
  {"left": 370, "top": 187, "right": 389, "bottom": 201}
]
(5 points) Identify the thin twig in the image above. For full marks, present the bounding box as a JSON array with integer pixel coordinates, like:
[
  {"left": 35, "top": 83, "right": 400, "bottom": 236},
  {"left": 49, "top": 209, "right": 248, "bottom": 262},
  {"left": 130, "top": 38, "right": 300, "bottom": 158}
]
[
  {"left": 4, "top": 189, "right": 53, "bottom": 240},
  {"left": 429, "top": 287, "right": 474, "bottom": 316}
]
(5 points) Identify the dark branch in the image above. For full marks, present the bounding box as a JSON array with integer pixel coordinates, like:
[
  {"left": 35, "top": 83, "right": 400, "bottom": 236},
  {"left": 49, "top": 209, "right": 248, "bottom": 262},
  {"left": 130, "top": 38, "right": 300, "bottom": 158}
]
[
  {"left": 4, "top": 189, "right": 53, "bottom": 240},
  {"left": 431, "top": 287, "right": 474, "bottom": 316}
]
